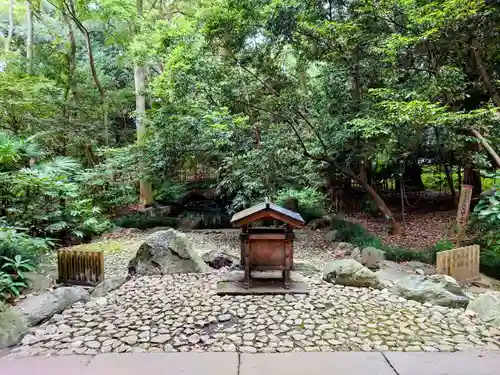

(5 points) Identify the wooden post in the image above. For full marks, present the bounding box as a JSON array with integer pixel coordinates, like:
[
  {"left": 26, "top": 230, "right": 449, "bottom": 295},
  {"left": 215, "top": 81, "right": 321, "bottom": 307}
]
[
  {"left": 242, "top": 226, "right": 251, "bottom": 289},
  {"left": 283, "top": 225, "right": 292, "bottom": 289},
  {"left": 457, "top": 185, "right": 473, "bottom": 246}
]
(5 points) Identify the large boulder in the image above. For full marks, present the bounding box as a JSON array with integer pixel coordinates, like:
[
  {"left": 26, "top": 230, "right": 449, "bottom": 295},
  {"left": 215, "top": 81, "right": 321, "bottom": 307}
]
[
  {"left": 25, "top": 272, "right": 55, "bottom": 293},
  {"left": 91, "top": 275, "right": 128, "bottom": 297},
  {"left": 14, "top": 286, "right": 90, "bottom": 326},
  {"left": 323, "top": 259, "right": 380, "bottom": 288},
  {"left": 390, "top": 274, "right": 469, "bottom": 308},
  {"left": 359, "top": 247, "right": 385, "bottom": 269},
  {"left": 293, "top": 261, "right": 320, "bottom": 276},
  {"left": 0, "top": 301, "right": 27, "bottom": 348},
  {"left": 467, "top": 292, "right": 500, "bottom": 327},
  {"left": 128, "top": 229, "right": 209, "bottom": 276},
  {"left": 202, "top": 250, "right": 238, "bottom": 269}
]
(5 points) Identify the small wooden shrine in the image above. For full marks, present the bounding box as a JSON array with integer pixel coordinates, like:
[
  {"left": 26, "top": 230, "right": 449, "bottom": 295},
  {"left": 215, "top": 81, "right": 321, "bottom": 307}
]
[{"left": 230, "top": 201, "right": 305, "bottom": 289}]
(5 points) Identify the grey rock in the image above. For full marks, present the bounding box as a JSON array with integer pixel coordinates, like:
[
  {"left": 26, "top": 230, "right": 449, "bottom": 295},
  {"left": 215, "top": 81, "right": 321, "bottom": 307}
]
[
  {"left": 0, "top": 301, "right": 27, "bottom": 349},
  {"left": 92, "top": 275, "right": 127, "bottom": 297},
  {"left": 217, "top": 314, "right": 231, "bottom": 322},
  {"left": 121, "top": 335, "right": 138, "bottom": 345},
  {"left": 391, "top": 274, "right": 469, "bottom": 308},
  {"left": 293, "top": 262, "right": 319, "bottom": 276},
  {"left": 324, "top": 230, "right": 338, "bottom": 243},
  {"left": 128, "top": 229, "right": 209, "bottom": 276},
  {"left": 188, "top": 334, "right": 200, "bottom": 344},
  {"left": 359, "top": 247, "right": 385, "bottom": 269},
  {"left": 467, "top": 292, "right": 500, "bottom": 327},
  {"left": 323, "top": 259, "right": 380, "bottom": 288},
  {"left": 151, "top": 334, "right": 171, "bottom": 344},
  {"left": 14, "top": 287, "right": 90, "bottom": 326},
  {"left": 202, "top": 250, "right": 238, "bottom": 269},
  {"left": 25, "top": 272, "right": 54, "bottom": 293}
]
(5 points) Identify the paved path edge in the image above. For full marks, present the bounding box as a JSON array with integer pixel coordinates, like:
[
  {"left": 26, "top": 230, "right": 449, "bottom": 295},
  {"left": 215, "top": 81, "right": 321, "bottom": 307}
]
[{"left": 1, "top": 351, "right": 500, "bottom": 375}]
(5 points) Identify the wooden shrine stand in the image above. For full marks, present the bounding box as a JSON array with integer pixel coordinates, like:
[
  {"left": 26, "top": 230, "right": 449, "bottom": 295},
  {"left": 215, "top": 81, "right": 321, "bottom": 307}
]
[{"left": 217, "top": 201, "right": 308, "bottom": 295}]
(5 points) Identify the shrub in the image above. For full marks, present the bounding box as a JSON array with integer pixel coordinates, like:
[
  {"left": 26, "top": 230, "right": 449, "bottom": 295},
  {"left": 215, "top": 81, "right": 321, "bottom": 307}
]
[
  {"left": 471, "top": 174, "right": 500, "bottom": 278},
  {"left": 275, "top": 187, "right": 327, "bottom": 223},
  {"left": 330, "top": 218, "right": 454, "bottom": 264},
  {"left": 0, "top": 227, "right": 52, "bottom": 268},
  {"left": 155, "top": 181, "right": 187, "bottom": 204}
]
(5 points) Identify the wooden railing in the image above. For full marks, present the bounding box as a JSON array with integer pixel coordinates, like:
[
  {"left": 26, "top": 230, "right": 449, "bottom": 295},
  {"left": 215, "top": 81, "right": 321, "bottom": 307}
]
[{"left": 57, "top": 249, "right": 104, "bottom": 286}]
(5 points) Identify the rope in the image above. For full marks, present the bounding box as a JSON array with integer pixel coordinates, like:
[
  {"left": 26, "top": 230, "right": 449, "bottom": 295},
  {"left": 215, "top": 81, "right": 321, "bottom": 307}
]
[{"left": 401, "top": 180, "right": 423, "bottom": 208}]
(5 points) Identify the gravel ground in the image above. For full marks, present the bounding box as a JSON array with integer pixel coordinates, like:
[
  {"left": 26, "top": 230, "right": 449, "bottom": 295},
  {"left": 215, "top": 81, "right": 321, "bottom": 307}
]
[
  {"left": 12, "top": 272, "right": 500, "bottom": 357},
  {"left": 13, "top": 229, "right": 499, "bottom": 357},
  {"left": 101, "top": 229, "right": 334, "bottom": 278}
]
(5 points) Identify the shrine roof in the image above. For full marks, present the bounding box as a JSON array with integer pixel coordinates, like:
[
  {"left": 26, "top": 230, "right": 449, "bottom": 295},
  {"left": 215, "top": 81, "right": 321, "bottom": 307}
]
[{"left": 230, "top": 202, "right": 305, "bottom": 228}]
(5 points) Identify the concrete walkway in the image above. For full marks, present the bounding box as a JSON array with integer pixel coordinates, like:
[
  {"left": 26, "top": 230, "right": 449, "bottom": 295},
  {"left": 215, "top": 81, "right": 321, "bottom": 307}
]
[{"left": 1, "top": 352, "right": 500, "bottom": 375}]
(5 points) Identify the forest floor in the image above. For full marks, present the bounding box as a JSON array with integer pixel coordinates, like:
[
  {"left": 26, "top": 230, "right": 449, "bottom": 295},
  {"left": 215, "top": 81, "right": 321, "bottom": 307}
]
[{"left": 345, "top": 211, "right": 456, "bottom": 250}]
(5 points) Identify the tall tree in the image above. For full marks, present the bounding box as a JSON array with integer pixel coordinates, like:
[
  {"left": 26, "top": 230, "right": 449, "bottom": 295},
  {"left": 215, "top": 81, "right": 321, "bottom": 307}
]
[
  {"left": 135, "top": 0, "right": 153, "bottom": 205},
  {"left": 4, "top": 0, "right": 14, "bottom": 52},
  {"left": 26, "top": 1, "right": 33, "bottom": 74}
]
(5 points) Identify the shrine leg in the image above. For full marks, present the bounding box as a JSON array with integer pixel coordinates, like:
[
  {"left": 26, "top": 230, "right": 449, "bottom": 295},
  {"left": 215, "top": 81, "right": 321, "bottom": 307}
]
[
  {"left": 284, "top": 267, "right": 290, "bottom": 289},
  {"left": 284, "top": 241, "right": 291, "bottom": 289},
  {"left": 244, "top": 245, "right": 251, "bottom": 289}
]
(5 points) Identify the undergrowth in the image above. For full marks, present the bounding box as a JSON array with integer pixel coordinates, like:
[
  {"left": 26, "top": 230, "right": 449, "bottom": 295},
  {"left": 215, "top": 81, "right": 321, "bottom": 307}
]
[{"left": 330, "top": 218, "right": 454, "bottom": 264}]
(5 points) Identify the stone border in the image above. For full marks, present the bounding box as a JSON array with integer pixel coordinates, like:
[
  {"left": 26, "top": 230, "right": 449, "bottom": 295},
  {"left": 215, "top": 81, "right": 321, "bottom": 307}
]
[{"left": 1, "top": 351, "right": 500, "bottom": 375}]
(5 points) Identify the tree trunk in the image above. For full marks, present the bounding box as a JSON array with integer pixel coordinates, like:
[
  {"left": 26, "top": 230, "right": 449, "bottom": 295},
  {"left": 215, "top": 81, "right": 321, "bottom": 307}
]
[
  {"left": 65, "top": 0, "right": 108, "bottom": 145},
  {"left": 358, "top": 174, "right": 401, "bottom": 234},
  {"left": 61, "top": 6, "right": 78, "bottom": 119},
  {"left": 470, "top": 128, "right": 500, "bottom": 168},
  {"left": 26, "top": 1, "right": 33, "bottom": 74},
  {"left": 135, "top": 0, "right": 153, "bottom": 205},
  {"left": 5, "top": 0, "right": 14, "bottom": 52},
  {"left": 471, "top": 38, "right": 500, "bottom": 107},
  {"left": 81, "top": 29, "right": 108, "bottom": 145},
  {"left": 464, "top": 165, "right": 482, "bottom": 201},
  {"left": 328, "top": 159, "right": 401, "bottom": 234},
  {"left": 444, "top": 164, "right": 457, "bottom": 205}
]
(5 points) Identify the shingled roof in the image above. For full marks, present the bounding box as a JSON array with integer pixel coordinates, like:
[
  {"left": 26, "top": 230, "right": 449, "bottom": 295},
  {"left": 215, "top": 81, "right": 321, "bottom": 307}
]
[{"left": 230, "top": 202, "right": 305, "bottom": 228}]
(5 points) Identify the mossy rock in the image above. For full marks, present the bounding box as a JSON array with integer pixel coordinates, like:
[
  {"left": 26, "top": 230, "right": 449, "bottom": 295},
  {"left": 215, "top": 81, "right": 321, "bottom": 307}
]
[
  {"left": 0, "top": 301, "right": 27, "bottom": 349},
  {"left": 67, "top": 240, "right": 122, "bottom": 254}
]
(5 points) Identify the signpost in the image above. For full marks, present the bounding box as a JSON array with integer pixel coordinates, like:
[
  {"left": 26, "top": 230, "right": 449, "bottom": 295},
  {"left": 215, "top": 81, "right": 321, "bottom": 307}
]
[{"left": 456, "top": 184, "right": 473, "bottom": 246}]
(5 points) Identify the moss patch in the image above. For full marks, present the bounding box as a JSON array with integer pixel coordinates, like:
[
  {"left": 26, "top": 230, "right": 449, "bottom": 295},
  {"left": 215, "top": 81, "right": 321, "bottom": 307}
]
[{"left": 66, "top": 240, "right": 122, "bottom": 254}]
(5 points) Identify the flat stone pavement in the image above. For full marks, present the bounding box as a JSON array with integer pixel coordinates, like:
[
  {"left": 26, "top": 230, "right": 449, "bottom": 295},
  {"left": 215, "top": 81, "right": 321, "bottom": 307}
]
[{"left": 1, "top": 352, "right": 500, "bottom": 375}]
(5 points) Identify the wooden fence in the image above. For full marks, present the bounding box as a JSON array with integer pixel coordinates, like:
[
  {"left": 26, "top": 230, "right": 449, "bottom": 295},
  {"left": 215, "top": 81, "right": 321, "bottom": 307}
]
[
  {"left": 436, "top": 245, "right": 480, "bottom": 284},
  {"left": 57, "top": 250, "right": 104, "bottom": 286}
]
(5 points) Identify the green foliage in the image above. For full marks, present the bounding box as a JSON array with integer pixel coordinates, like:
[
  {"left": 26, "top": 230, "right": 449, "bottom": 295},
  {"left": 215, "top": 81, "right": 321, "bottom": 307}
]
[
  {"left": 0, "top": 252, "right": 34, "bottom": 302},
  {"left": 1, "top": 133, "right": 110, "bottom": 240},
  {"left": 275, "top": 187, "right": 326, "bottom": 223},
  {"left": 471, "top": 173, "right": 500, "bottom": 277},
  {"left": 0, "top": 228, "right": 52, "bottom": 266},
  {"left": 75, "top": 147, "right": 139, "bottom": 212},
  {"left": 331, "top": 218, "right": 453, "bottom": 263},
  {"left": 1, "top": 254, "right": 35, "bottom": 281},
  {"left": 474, "top": 191, "right": 500, "bottom": 226},
  {"left": 155, "top": 181, "right": 187, "bottom": 204},
  {"left": 0, "top": 271, "right": 27, "bottom": 302}
]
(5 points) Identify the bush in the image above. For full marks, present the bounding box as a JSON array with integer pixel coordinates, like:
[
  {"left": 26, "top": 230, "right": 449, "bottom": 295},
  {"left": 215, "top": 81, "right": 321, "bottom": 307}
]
[
  {"left": 155, "top": 181, "right": 187, "bottom": 204},
  {"left": 275, "top": 187, "right": 326, "bottom": 223},
  {"left": 471, "top": 175, "right": 500, "bottom": 278},
  {"left": 74, "top": 147, "right": 139, "bottom": 212},
  {"left": 330, "top": 218, "right": 454, "bottom": 264},
  {"left": 0, "top": 228, "right": 52, "bottom": 268}
]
